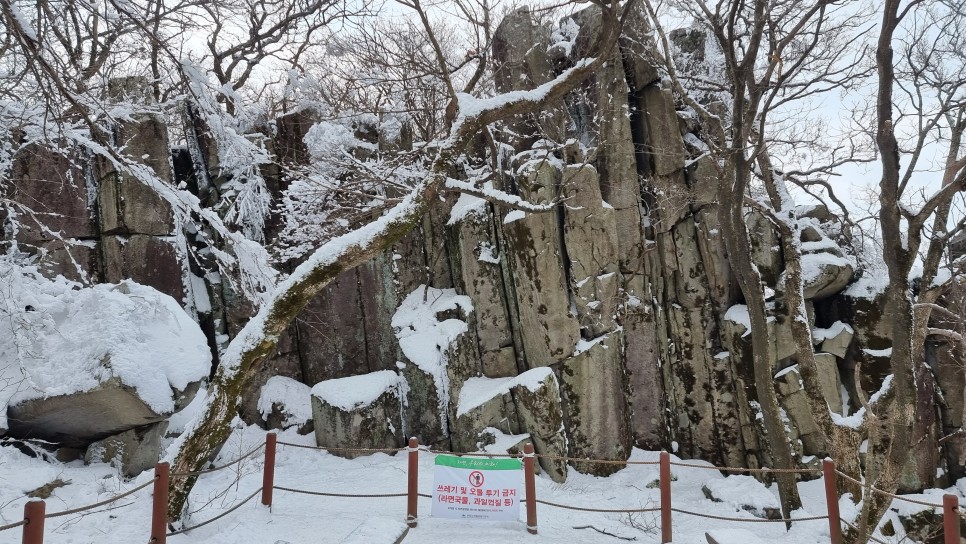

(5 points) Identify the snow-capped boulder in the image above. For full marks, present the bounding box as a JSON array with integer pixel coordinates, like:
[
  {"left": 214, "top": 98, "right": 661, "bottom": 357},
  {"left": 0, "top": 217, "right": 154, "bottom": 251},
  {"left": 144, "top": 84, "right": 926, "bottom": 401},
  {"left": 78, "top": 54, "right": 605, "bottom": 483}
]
[
  {"left": 510, "top": 368, "right": 568, "bottom": 482},
  {"left": 452, "top": 377, "right": 521, "bottom": 453},
  {"left": 2, "top": 267, "right": 210, "bottom": 447},
  {"left": 258, "top": 376, "right": 313, "bottom": 435},
  {"left": 814, "top": 321, "right": 854, "bottom": 359},
  {"left": 311, "top": 370, "right": 404, "bottom": 458}
]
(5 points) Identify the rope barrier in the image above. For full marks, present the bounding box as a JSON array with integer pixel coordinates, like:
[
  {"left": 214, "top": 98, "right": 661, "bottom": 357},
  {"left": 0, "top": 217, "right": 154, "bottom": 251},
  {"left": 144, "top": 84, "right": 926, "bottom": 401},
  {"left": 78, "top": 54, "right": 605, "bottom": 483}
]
[
  {"left": 426, "top": 449, "right": 521, "bottom": 458},
  {"left": 537, "top": 454, "right": 661, "bottom": 466},
  {"left": 0, "top": 519, "right": 26, "bottom": 532},
  {"left": 167, "top": 488, "right": 262, "bottom": 536},
  {"left": 170, "top": 444, "right": 265, "bottom": 478},
  {"left": 669, "top": 507, "right": 828, "bottom": 523},
  {"left": 45, "top": 478, "right": 156, "bottom": 519},
  {"left": 274, "top": 486, "right": 408, "bottom": 499},
  {"left": 670, "top": 461, "right": 821, "bottom": 474},
  {"left": 425, "top": 448, "right": 662, "bottom": 465},
  {"left": 276, "top": 441, "right": 405, "bottom": 454},
  {"left": 833, "top": 470, "right": 944, "bottom": 508},
  {"left": 534, "top": 499, "right": 661, "bottom": 514},
  {"left": 841, "top": 518, "right": 891, "bottom": 544}
]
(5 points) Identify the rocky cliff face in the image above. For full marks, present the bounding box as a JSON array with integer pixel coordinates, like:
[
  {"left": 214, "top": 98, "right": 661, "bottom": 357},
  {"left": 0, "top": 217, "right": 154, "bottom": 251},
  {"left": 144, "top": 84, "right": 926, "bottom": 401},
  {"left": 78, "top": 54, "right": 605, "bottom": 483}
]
[{"left": 3, "top": 5, "right": 962, "bottom": 491}]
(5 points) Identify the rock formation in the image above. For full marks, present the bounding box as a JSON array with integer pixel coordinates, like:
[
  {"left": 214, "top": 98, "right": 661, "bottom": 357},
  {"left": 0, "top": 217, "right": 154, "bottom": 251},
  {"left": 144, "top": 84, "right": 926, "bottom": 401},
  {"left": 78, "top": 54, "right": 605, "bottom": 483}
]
[{"left": 1, "top": 4, "right": 959, "bottom": 494}]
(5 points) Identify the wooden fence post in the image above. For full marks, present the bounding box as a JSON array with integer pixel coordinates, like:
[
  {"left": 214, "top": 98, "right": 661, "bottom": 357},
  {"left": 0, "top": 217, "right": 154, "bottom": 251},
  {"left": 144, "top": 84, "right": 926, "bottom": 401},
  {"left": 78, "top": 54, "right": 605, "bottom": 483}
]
[
  {"left": 150, "top": 462, "right": 169, "bottom": 543},
  {"left": 22, "top": 500, "right": 45, "bottom": 544},
  {"left": 262, "top": 432, "right": 277, "bottom": 508},
  {"left": 660, "top": 451, "right": 672, "bottom": 544},
  {"left": 407, "top": 437, "right": 419, "bottom": 528},
  {"left": 944, "top": 494, "right": 960, "bottom": 544},
  {"left": 823, "top": 459, "right": 842, "bottom": 544},
  {"left": 524, "top": 443, "right": 538, "bottom": 535}
]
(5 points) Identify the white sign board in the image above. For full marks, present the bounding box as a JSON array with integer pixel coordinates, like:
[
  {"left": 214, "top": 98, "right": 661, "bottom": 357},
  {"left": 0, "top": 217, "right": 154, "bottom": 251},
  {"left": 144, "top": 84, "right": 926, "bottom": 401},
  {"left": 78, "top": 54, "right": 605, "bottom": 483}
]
[{"left": 431, "top": 455, "right": 522, "bottom": 521}]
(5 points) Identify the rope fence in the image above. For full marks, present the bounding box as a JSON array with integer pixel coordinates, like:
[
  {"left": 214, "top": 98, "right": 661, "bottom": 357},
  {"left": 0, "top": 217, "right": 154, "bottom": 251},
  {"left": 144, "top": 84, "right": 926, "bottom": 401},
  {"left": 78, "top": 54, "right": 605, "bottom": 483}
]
[
  {"left": 835, "top": 469, "right": 946, "bottom": 509},
  {"left": 4, "top": 433, "right": 963, "bottom": 544},
  {"left": 670, "top": 507, "right": 828, "bottom": 523},
  {"left": 45, "top": 478, "right": 156, "bottom": 519},
  {"left": 169, "top": 444, "right": 265, "bottom": 478}
]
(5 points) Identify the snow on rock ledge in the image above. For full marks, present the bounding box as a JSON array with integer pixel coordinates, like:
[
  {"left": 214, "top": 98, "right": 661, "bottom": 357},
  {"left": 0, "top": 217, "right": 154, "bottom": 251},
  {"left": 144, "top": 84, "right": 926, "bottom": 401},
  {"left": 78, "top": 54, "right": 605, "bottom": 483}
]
[
  {"left": 258, "top": 376, "right": 313, "bottom": 434},
  {"left": 2, "top": 263, "right": 210, "bottom": 444},
  {"left": 311, "top": 370, "right": 404, "bottom": 458}
]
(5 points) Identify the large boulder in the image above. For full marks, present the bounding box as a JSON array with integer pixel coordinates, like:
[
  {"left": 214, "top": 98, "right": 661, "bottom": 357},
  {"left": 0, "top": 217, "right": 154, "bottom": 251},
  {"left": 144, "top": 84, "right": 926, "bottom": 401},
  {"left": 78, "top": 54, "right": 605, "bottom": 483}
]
[
  {"left": 453, "top": 367, "right": 568, "bottom": 482},
  {"left": 1, "top": 268, "right": 210, "bottom": 446},
  {"left": 311, "top": 370, "right": 404, "bottom": 458}
]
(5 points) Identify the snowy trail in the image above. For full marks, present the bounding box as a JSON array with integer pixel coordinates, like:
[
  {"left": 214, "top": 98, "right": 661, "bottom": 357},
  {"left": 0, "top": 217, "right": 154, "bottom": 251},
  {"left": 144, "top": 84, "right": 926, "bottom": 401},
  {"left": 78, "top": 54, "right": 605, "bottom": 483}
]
[{"left": 0, "top": 424, "right": 948, "bottom": 543}]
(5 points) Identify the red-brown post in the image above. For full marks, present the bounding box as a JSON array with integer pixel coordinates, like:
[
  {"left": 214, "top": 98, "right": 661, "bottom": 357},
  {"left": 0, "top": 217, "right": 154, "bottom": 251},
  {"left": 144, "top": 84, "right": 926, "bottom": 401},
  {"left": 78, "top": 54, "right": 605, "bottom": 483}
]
[
  {"left": 262, "top": 432, "right": 277, "bottom": 508},
  {"left": 944, "top": 494, "right": 960, "bottom": 544},
  {"left": 407, "top": 437, "right": 419, "bottom": 528},
  {"left": 22, "top": 500, "right": 45, "bottom": 544},
  {"left": 659, "top": 451, "right": 672, "bottom": 544},
  {"left": 823, "top": 459, "right": 842, "bottom": 544},
  {"left": 150, "top": 462, "right": 169, "bottom": 544},
  {"left": 524, "top": 443, "right": 537, "bottom": 535}
]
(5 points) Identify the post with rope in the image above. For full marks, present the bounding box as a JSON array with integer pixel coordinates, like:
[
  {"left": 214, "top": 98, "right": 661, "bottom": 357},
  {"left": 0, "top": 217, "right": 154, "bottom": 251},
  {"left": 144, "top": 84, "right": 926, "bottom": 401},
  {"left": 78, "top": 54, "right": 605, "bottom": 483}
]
[
  {"left": 944, "top": 494, "right": 960, "bottom": 544},
  {"left": 407, "top": 437, "right": 419, "bottom": 528},
  {"left": 151, "top": 462, "right": 169, "bottom": 544},
  {"left": 22, "top": 500, "right": 45, "bottom": 544},
  {"left": 523, "top": 443, "right": 538, "bottom": 535},
  {"left": 262, "top": 433, "right": 277, "bottom": 508},
  {"left": 659, "top": 451, "right": 671, "bottom": 544},
  {"left": 823, "top": 459, "right": 842, "bottom": 544}
]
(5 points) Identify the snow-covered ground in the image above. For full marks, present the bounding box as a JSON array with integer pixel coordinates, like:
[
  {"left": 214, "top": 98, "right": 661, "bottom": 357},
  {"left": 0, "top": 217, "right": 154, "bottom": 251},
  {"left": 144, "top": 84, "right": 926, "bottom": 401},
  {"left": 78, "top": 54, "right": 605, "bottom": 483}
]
[{"left": 1, "top": 423, "right": 957, "bottom": 543}]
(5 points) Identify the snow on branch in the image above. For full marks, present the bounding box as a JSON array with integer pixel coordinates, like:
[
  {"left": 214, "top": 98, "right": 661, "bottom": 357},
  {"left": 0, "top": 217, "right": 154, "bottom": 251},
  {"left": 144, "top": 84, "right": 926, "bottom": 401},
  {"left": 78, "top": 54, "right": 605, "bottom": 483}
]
[{"left": 444, "top": 177, "right": 557, "bottom": 213}]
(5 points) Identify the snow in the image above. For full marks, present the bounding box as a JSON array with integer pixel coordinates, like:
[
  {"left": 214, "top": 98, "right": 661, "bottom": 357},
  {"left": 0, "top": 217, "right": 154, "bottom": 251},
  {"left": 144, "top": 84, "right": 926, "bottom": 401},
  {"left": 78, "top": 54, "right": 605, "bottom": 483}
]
[
  {"left": 258, "top": 376, "right": 313, "bottom": 425},
  {"left": 831, "top": 375, "right": 894, "bottom": 429},
  {"left": 706, "top": 528, "right": 771, "bottom": 544},
  {"left": 0, "top": 262, "right": 211, "bottom": 427},
  {"left": 724, "top": 304, "right": 752, "bottom": 337},
  {"left": 311, "top": 370, "right": 402, "bottom": 411},
  {"left": 448, "top": 192, "right": 488, "bottom": 225},
  {"left": 392, "top": 286, "right": 474, "bottom": 425},
  {"left": 478, "top": 427, "right": 531, "bottom": 454},
  {"left": 844, "top": 272, "right": 889, "bottom": 299},
  {"left": 503, "top": 210, "right": 526, "bottom": 224},
  {"left": 703, "top": 475, "right": 780, "bottom": 516},
  {"left": 455, "top": 58, "right": 595, "bottom": 119},
  {"left": 800, "top": 251, "right": 853, "bottom": 284},
  {"left": 573, "top": 331, "right": 613, "bottom": 356},
  {"left": 477, "top": 242, "right": 500, "bottom": 264},
  {"left": 812, "top": 321, "right": 853, "bottom": 343},
  {"left": 457, "top": 368, "right": 554, "bottom": 417},
  {"left": 5, "top": 422, "right": 917, "bottom": 544},
  {"left": 863, "top": 347, "right": 893, "bottom": 358}
]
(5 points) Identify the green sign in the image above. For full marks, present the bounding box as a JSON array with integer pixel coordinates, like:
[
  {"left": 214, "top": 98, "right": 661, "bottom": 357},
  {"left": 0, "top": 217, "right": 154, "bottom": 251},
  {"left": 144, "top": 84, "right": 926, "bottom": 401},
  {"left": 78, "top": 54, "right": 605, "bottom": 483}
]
[{"left": 434, "top": 455, "right": 522, "bottom": 470}]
